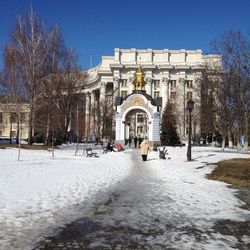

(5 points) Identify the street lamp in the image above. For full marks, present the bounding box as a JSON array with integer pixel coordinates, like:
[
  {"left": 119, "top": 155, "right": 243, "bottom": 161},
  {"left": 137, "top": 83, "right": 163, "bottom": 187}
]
[{"left": 187, "top": 99, "right": 194, "bottom": 161}]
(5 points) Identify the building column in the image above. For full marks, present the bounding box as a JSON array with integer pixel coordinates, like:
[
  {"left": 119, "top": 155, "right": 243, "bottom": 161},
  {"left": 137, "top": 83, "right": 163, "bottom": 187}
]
[
  {"left": 128, "top": 76, "right": 134, "bottom": 93},
  {"left": 90, "top": 91, "right": 95, "bottom": 134},
  {"left": 145, "top": 77, "right": 152, "bottom": 96},
  {"left": 100, "top": 82, "right": 106, "bottom": 103},
  {"left": 179, "top": 76, "right": 187, "bottom": 142},
  {"left": 85, "top": 92, "right": 90, "bottom": 138},
  {"left": 113, "top": 77, "right": 120, "bottom": 98},
  {"left": 162, "top": 77, "right": 170, "bottom": 109},
  {"left": 100, "top": 82, "right": 106, "bottom": 137}
]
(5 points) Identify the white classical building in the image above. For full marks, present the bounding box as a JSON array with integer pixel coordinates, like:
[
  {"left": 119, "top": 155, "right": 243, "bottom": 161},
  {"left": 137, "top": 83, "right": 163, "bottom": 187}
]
[{"left": 83, "top": 48, "right": 221, "bottom": 146}]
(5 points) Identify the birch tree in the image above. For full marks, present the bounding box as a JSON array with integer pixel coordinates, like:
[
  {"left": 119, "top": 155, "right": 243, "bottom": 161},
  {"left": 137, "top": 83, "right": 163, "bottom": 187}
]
[
  {"left": 54, "top": 51, "right": 87, "bottom": 141},
  {"left": 212, "top": 30, "right": 250, "bottom": 151},
  {"left": 1, "top": 45, "right": 30, "bottom": 160},
  {"left": 4, "top": 10, "right": 54, "bottom": 145}
]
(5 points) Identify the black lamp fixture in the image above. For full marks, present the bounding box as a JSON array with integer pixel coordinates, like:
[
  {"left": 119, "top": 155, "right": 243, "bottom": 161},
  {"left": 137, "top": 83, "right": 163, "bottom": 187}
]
[
  {"left": 187, "top": 99, "right": 194, "bottom": 161},
  {"left": 187, "top": 99, "right": 194, "bottom": 112}
]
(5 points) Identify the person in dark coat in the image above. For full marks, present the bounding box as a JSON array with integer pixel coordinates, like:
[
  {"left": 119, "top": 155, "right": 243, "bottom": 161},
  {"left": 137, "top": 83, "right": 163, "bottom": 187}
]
[
  {"left": 134, "top": 136, "right": 138, "bottom": 148},
  {"left": 106, "top": 142, "right": 115, "bottom": 152},
  {"left": 128, "top": 136, "right": 132, "bottom": 147},
  {"left": 138, "top": 136, "right": 143, "bottom": 146}
]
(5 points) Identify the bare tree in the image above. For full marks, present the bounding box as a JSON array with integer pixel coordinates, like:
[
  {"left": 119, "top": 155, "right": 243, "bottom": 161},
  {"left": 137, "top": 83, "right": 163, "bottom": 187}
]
[
  {"left": 91, "top": 87, "right": 117, "bottom": 140},
  {"left": 1, "top": 45, "right": 30, "bottom": 160},
  {"left": 2, "top": 10, "right": 86, "bottom": 147},
  {"left": 212, "top": 30, "right": 250, "bottom": 151},
  {"left": 53, "top": 50, "right": 87, "bottom": 141},
  {"left": 3, "top": 10, "right": 57, "bottom": 145},
  {"left": 36, "top": 26, "right": 68, "bottom": 146}
]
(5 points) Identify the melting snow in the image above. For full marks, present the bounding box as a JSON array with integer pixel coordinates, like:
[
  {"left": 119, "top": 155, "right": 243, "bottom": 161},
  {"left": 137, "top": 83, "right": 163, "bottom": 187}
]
[{"left": 0, "top": 144, "right": 249, "bottom": 249}]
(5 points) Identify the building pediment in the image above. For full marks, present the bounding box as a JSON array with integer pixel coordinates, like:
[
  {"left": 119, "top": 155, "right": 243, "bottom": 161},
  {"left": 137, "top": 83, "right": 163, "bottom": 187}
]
[{"left": 120, "top": 93, "right": 156, "bottom": 116}]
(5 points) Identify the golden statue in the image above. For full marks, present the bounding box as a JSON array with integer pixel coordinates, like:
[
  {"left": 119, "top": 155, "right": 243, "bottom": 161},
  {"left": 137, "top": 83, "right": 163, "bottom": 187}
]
[{"left": 133, "top": 66, "right": 146, "bottom": 90}]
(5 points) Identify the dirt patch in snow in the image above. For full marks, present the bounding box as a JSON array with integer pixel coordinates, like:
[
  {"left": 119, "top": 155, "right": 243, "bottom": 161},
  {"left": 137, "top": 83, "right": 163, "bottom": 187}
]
[{"left": 206, "top": 158, "right": 250, "bottom": 187}]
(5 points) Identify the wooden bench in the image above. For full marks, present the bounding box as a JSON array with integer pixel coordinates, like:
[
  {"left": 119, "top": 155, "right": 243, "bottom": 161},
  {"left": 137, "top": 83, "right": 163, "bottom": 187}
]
[
  {"left": 102, "top": 145, "right": 108, "bottom": 153},
  {"left": 85, "top": 148, "right": 98, "bottom": 157},
  {"left": 158, "top": 147, "right": 170, "bottom": 160}
]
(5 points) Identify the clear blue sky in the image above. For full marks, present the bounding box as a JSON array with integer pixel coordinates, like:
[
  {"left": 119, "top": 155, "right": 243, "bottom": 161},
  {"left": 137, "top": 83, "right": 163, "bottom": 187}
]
[{"left": 0, "top": 0, "right": 249, "bottom": 70}]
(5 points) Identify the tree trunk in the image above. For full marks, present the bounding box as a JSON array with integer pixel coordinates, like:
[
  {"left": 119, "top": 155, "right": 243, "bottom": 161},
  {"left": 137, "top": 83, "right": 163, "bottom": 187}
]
[
  {"left": 52, "top": 129, "right": 55, "bottom": 158},
  {"left": 75, "top": 105, "right": 79, "bottom": 156},
  {"left": 236, "top": 129, "right": 241, "bottom": 151},
  {"left": 28, "top": 101, "right": 34, "bottom": 145},
  {"left": 243, "top": 140, "right": 248, "bottom": 152},
  {"left": 16, "top": 111, "right": 21, "bottom": 144},
  {"left": 242, "top": 113, "right": 249, "bottom": 152},
  {"left": 221, "top": 134, "right": 226, "bottom": 152},
  {"left": 228, "top": 129, "right": 233, "bottom": 148},
  {"left": 9, "top": 122, "right": 12, "bottom": 144},
  {"left": 16, "top": 118, "right": 19, "bottom": 144},
  {"left": 63, "top": 111, "right": 71, "bottom": 141},
  {"left": 45, "top": 112, "right": 51, "bottom": 146},
  {"left": 18, "top": 122, "right": 22, "bottom": 161}
]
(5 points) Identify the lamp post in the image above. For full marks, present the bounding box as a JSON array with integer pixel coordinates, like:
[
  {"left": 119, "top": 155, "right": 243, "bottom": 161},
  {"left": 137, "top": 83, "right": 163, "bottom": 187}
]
[{"left": 187, "top": 99, "right": 194, "bottom": 161}]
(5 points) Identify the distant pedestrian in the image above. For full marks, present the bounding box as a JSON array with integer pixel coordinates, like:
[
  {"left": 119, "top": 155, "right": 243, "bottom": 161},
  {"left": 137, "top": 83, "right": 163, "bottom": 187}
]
[
  {"left": 128, "top": 136, "right": 132, "bottom": 147},
  {"left": 134, "top": 136, "right": 138, "bottom": 148},
  {"left": 106, "top": 142, "right": 116, "bottom": 152},
  {"left": 140, "top": 137, "right": 150, "bottom": 161},
  {"left": 138, "top": 136, "right": 143, "bottom": 146}
]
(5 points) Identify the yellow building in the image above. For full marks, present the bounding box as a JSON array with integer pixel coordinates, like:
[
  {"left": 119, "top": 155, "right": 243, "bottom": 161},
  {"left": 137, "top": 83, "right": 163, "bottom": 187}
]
[{"left": 0, "top": 96, "right": 30, "bottom": 140}]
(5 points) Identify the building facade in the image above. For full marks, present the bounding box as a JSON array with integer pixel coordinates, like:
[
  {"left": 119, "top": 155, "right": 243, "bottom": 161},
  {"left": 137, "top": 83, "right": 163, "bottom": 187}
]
[
  {"left": 0, "top": 99, "right": 30, "bottom": 140},
  {"left": 82, "top": 48, "right": 221, "bottom": 145}
]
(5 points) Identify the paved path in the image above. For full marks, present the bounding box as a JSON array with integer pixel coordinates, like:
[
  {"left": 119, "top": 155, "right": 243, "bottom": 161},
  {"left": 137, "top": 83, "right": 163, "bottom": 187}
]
[{"left": 34, "top": 150, "right": 250, "bottom": 250}]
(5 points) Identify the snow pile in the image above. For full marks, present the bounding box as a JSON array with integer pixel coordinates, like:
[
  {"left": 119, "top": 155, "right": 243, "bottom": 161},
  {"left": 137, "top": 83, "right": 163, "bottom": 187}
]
[
  {"left": 146, "top": 147, "right": 250, "bottom": 249},
  {"left": 0, "top": 144, "right": 249, "bottom": 249},
  {"left": 0, "top": 144, "right": 133, "bottom": 249},
  {"left": 149, "top": 147, "right": 249, "bottom": 221}
]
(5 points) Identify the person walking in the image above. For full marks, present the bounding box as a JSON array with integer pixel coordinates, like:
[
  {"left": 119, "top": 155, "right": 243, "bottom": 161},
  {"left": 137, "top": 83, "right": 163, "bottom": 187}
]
[
  {"left": 138, "top": 136, "right": 143, "bottom": 146},
  {"left": 128, "top": 136, "right": 132, "bottom": 147},
  {"left": 134, "top": 136, "right": 138, "bottom": 148},
  {"left": 140, "top": 137, "right": 150, "bottom": 161}
]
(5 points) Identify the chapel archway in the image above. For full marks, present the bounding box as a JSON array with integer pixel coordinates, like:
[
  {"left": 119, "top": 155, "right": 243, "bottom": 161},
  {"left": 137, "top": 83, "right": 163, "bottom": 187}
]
[{"left": 124, "top": 109, "right": 150, "bottom": 140}]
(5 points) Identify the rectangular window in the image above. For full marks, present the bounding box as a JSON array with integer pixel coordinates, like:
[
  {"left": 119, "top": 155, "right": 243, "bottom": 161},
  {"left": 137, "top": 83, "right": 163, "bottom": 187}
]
[
  {"left": 10, "top": 112, "right": 17, "bottom": 123},
  {"left": 187, "top": 80, "right": 193, "bottom": 88},
  {"left": 170, "top": 91, "right": 176, "bottom": 100},
  {"left": 154, "top": 91, "right": 160, "bottom": 98},
  {"left": 11, "top": 130, "right": 16, "bottom": 137},
  {"left": 170, "top": 80, "right": 176, "bottom": 89},
  {"left": 0, "top": 113, "right": 2, "bottom": 123},
  {"left": 121, "top": 79, "right": 127, "bottom": 87},
  {"left": 137, "top": 114, "right": 144, "bottom": 123},
  {"left": 137, "top": 126, "right": 143, "bottom": 134},
  {"left": 187, "top": 92, "right": 193, "bottom": 100},
  {"left": 106, "top": 83, "right": 113, "bottom": 96},
  {"left": 121, "top": 91, "right": 127, "bottom": 98},
  {"left": 154, "top": 80, "right": 160, "bottom": 90}
]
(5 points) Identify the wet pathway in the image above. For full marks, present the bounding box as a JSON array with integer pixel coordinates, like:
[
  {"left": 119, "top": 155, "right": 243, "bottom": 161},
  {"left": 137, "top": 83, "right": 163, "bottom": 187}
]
[{"left": 33, "top": 150, "right": 250, "bottom": 250}]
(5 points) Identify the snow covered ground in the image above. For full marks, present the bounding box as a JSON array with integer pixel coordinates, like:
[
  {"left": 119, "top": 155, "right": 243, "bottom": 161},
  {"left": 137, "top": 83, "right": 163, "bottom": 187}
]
[{"left": 0, "top": 144, "right": 249, "bottom": 249}]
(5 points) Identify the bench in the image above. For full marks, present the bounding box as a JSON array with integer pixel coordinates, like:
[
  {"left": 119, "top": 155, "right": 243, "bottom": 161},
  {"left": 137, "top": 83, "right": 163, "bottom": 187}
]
[
  {"left": 85, "top": 148, "right": 98, "bottom": 157},
  {"left": 158, "top": 147, "right": 170, "bottom": 160},
  {"left": 102, "top": 146, "right": 108, "bottom": 153}
]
